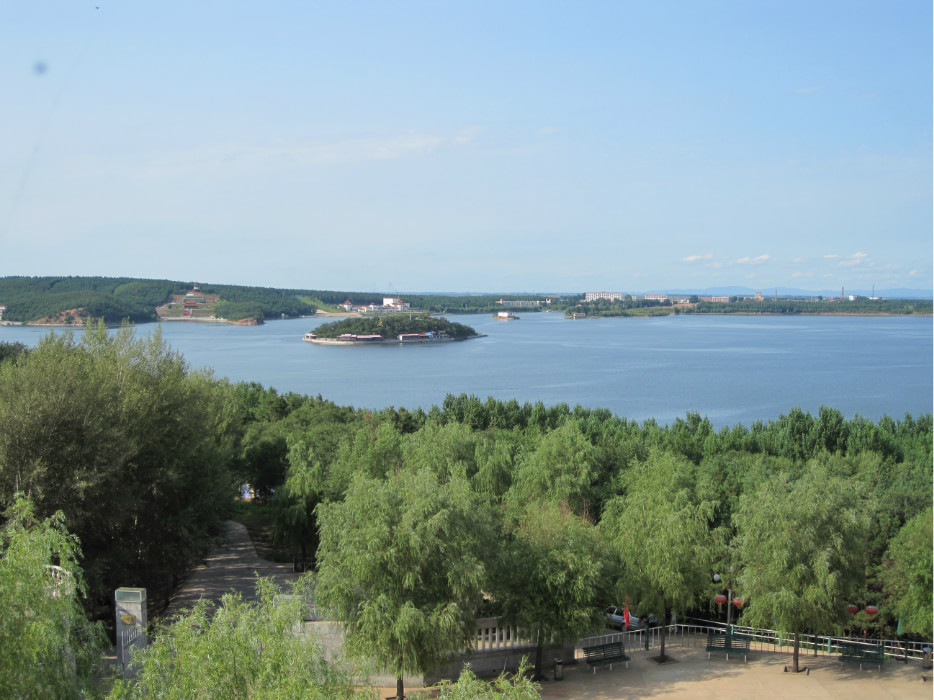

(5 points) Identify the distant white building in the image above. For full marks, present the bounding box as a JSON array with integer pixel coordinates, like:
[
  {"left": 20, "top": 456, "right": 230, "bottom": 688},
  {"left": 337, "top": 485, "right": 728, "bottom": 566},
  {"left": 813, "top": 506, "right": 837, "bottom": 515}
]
[
  {"left": 644, "top": 293, "right": 668, "bottom": 301},
  {"left": 585, "top": 291, "right": 623, "bottom": 302},
  {"left": 0, "top": 305, "right": 5, "bottom": 320},
  {"left": 382, "top": 297, "right": 410, "bottom": 311}
]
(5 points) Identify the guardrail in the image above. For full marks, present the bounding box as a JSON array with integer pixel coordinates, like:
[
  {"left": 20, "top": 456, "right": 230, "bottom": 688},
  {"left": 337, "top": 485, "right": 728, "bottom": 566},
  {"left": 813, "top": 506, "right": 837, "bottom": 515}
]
[{"left": 580, "top": 620, "right": 932, "bottom": 663}]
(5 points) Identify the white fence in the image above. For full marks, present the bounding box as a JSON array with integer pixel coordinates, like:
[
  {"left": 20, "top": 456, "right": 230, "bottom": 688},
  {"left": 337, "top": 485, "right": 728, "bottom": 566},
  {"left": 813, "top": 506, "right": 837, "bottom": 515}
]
[{"left": 472, "top": 617, "right": 538, "bottom": 652}]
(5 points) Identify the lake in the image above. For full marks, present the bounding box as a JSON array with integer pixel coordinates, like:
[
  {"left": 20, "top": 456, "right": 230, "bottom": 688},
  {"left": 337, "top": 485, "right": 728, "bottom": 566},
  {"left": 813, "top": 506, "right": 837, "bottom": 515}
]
[{"left": 2, "top": 313, "right": 931, "bottom": 427}]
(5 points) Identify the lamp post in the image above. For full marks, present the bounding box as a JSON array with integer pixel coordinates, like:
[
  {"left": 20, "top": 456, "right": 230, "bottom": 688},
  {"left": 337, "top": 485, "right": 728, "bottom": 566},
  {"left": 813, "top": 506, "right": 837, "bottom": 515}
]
[{"left": 713, "top": 569, "right": 735, "bottom": 626}]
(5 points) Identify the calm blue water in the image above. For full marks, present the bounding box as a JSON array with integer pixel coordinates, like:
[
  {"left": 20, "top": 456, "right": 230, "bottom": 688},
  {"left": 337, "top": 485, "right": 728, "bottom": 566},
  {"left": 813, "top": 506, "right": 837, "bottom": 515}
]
[{"left": 2, "top": 313, "right": 931, "bottom": 427}]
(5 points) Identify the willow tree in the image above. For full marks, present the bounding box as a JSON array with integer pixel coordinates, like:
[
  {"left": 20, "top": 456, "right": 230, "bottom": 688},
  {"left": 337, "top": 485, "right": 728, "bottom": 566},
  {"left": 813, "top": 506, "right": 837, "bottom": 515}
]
[
  {"left": 883, "top": 507, "right": 933, "bottom": 638},
  {"left": 601, "top": 449, "right": 719, "bottom": 661},
  {"left": 734, "top": 465, "right": 869, "bottom": 672},
  {"left": 0, "top": 499, "right": 105, "bottom": 698},
  {"left": 494, "top": 499, "right": 608, "bottom": 679},
  {"left": 315, "top": 467, "right": 494, "bottom": 700}
]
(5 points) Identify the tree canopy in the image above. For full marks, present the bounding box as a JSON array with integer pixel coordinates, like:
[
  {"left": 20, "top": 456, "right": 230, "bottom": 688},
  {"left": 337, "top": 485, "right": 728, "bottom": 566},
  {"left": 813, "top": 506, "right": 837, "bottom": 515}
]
[
  {"left": 315, "top": 466, "right": 494, "bottom": 699},
  {"left": 601, "top": 450, "right": 720, "bottom": 660},
  {"left": 733, "top": 464, "right": 870, "bottom": 671},
  {"left": 0, "top": 498, "right": 106, "bottom": 698},
  {"left": 312, "top": 314, "right": 478, "bottom": 340}
]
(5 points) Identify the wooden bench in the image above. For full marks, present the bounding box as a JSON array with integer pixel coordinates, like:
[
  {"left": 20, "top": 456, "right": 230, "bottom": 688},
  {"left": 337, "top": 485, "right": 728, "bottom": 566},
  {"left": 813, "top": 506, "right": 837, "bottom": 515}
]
[
  {"left": 706, "top": 631, "right": 751, "bottom": 662},
  {"left": 582, "top": 641, "right": 630, "bottom": 673},
  {"left": 838, "top": 641, "right": 885, "bottom": 671}
]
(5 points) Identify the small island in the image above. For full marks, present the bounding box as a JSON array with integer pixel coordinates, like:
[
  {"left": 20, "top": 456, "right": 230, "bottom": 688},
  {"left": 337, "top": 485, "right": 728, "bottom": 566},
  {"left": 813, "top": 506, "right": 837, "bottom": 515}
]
[{"left": 304, "top": 315, "right": 483, "bottom": 345}]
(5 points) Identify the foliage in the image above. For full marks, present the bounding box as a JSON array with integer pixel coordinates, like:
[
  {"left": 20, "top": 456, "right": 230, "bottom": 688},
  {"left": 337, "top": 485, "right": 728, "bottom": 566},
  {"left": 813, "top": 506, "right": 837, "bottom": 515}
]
[
  {"left": 0, "top": 323, "right": 234, "bottom": 611},
  {"left": 312, "top": 314, "right": 478, "bottom": 340},
  {"left": 108, "top": 577, "right": 366, "bottom": 700},
  {"left": 883, "top": 507, "right": 933, "bottom": 638},
  {"left": 507, "top": 420, "right": 600, "bottom": 517},
  {"left": 316, "top": 469, "right": 492, "bottom": 697},
  {"left": 601, "top": 449, "right": 719, "bottom": 659},
  {"left": 0, "top": 276, "right": 180, "bottom": 324},
  {"left": 315, "top": 467, "right": 494, "bottom": 699},
  {"left": 734, "top": 465, "right": 870, "bottom": 671},
  {"left": 0, "top": 498, "right": 106, "bottom": 699},
  {"left": 495, "top": 500, "right": 608, "bottom": 678},
  {"left": 0, "top": 341, "right": 28, "bottom": 364},
  {"left": 435, "top": 660, "right": 539, "bottom": 699}
]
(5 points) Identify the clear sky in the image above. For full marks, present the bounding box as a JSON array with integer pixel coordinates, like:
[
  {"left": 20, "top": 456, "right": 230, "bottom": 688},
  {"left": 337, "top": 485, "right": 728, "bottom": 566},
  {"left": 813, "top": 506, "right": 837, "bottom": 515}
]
[{"left": 1, "top": 1, "right": 930, "bottom": 294}]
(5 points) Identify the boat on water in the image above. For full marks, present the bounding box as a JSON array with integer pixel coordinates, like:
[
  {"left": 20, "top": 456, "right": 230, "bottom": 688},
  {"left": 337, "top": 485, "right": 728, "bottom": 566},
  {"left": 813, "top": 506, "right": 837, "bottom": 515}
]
[{"left": 494, "top": 311, "right": 520, "bottom": 320}]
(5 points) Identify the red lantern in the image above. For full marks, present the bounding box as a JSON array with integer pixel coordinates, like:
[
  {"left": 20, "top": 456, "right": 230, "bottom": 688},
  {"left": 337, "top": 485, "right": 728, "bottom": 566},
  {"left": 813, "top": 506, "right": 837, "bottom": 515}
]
[
  {"left": 715, "top": 594, "right": 727, "bottom": 605},
  {"left": 846, "top": 604, "right": 859, "bottom": 615},
  {"left": 865, "top": 605, "right": 879, "bottom": 616},
  {"left": 732, "top": 597, "right": 743, "bottom": 608}
]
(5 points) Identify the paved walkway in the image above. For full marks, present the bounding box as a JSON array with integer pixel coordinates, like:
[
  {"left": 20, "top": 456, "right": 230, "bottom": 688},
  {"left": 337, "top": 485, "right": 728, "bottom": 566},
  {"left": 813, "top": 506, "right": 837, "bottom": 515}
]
[
  {"left": 161, "top": 520, "right": 301, "bottom": 621},
  {"left": 531, "top": 644, "right": 929, "bottom": 700}
]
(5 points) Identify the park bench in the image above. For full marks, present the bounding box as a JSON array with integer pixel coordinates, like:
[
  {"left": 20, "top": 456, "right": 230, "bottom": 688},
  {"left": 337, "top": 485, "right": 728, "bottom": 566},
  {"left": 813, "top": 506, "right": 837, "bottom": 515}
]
[
  {"left": 838, "top": 641, "right": 885, "bottom": 671},
  {"left": 582, "top": 641, "right": 630, "bottom": 673},
  {"left": 706, "top": 631, "right": 751, "bottom": 662}
]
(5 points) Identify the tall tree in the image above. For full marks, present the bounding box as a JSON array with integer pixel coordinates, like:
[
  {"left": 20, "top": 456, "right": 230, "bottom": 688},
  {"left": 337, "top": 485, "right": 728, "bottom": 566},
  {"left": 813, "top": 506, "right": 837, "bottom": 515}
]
[
  {"left": 733, "top": 465, "right": 869, "bottom": 672},
  {"left": 882, "top": 507, "right": 933, "bottom": 638},
  {"left": 601, "top": 449, "right": 719, "bottom": 660},
  {"left": 495, "top": 499, "right": 608, "bottom": 678},
  {"left": 0, "top": 323, "right": 232, "bottom": 608},
  {"left": 0, "top": 498, "right": 106, "bottom": 698},
  {"left": 315, "top": 467, "right": 493, "bottom": 700}
]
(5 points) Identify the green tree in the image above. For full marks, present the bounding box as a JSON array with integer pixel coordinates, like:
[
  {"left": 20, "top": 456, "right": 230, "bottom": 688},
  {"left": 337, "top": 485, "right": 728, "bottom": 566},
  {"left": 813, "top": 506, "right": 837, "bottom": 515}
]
[
  {"left": 108, "top": 578, "right": 363, "bottom": 700},
  {"left": 601, "top": 449, "right": 719, "bottom": 660},
  {"left": 0, "top": 498, "right": 106, "bottom": 699},
  {"left": 733, "top": 465, "right": 869, "bottom": 672},
  {"left": 882, "top": 507, "right": 933, "bottom": 637},
  {"left": 0, "top": 323, "right": 233, "bottom": 608},
  {"left": 508, "top": 420, "right": 599, "bottom": 517},
  {"left": 495, "top": 500, "right": 608, "bottom": 679},
  {"left": 0, "top": 341, "right": 27, "bottom": 365},
  {"left": 315, "top": 468, "right": 493, "bottom": 700}
]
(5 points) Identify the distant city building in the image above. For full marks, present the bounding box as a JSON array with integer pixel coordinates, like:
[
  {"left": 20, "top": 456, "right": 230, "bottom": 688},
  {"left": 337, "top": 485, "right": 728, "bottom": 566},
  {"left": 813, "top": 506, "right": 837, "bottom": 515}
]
[
  {"left": 755, "top": 292, "right": 764, "bottom": 301},
  {"left": 585, "top": 291, "right": 623, "bottom": 302},
  {"left": 0, "top": 305, "right": 5, "bottom": 320},
  {"left": 644, "top": 293, "right": 668, "bottom": 302},
  {"left": 497, "top": 298, "right": 550, "bottom": 307},
  {"left": 701, "top": 296, "right": 730, "bottom": 303}
]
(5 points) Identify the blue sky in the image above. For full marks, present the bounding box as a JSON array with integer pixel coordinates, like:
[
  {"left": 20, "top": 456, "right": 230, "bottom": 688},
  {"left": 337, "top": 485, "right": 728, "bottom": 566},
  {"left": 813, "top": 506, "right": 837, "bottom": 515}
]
[{"left": 1, "top": 1, "right": 930, "bottom": 294}]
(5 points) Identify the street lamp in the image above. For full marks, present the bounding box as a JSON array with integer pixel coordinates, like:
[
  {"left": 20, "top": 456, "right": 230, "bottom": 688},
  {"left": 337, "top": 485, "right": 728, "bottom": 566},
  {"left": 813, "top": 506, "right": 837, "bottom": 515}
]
[{"left": 713, "top": 569, "right": 735, "bottom": 626}]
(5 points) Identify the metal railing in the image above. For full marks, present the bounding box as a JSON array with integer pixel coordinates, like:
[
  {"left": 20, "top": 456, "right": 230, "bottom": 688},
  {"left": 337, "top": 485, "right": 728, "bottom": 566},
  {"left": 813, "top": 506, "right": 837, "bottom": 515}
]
[{"left": 579, "top": 619, "right": 932, "bottom": 662}]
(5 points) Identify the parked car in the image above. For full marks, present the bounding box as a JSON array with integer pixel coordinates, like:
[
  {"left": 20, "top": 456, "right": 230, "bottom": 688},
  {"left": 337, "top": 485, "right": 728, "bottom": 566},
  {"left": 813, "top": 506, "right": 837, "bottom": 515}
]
[{"left": 604, "top": 606, "right": 658, "bottom": 630}]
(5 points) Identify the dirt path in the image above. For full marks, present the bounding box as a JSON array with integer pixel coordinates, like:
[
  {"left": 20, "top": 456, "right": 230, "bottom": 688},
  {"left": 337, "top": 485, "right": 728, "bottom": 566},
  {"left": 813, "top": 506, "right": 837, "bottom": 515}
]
[{"left": 160, "top": 520, "right": 301, "bottom": 622}]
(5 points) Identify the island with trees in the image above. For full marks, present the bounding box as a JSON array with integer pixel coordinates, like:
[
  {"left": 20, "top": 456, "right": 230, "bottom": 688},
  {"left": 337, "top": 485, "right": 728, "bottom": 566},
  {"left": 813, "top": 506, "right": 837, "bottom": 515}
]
[{"left": 306, "top": 314, "right": 482, "bottom": 344}]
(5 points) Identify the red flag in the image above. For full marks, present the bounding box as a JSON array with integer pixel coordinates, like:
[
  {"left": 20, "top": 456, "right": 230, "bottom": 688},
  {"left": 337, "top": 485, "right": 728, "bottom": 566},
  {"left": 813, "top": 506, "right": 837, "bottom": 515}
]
[{"left": 624, "top": 599, "right": 631, "bottom": 630}]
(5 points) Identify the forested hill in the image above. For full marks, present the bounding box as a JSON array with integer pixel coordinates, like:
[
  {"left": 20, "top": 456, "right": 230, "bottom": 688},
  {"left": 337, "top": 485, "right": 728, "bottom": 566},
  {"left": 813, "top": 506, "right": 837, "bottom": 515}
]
[
  {"left": 0, "top": 276, "right": 557, "bottom": 325},
  {"left": 0, "top": 276, "right": 318, "bottom": 324}
]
